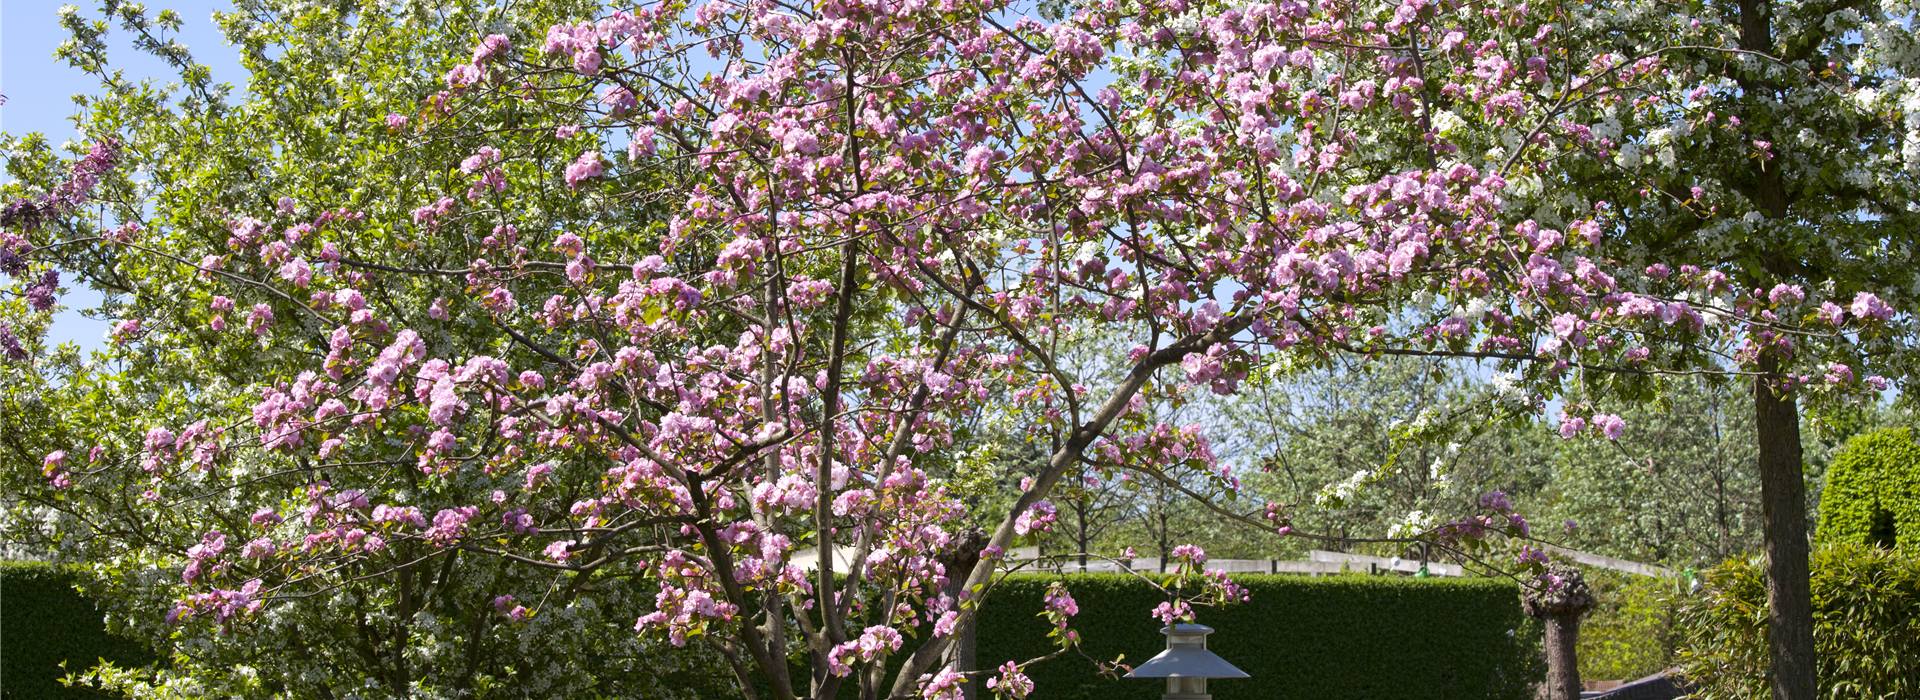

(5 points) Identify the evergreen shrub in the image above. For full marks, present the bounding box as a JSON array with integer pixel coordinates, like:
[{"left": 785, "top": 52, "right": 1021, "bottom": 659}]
[
  {"left": 1, "top": 561, "right": 155, "bottom": 699},
  {"left": 1675, "top": 544, "right": 1920, "bottom": 699},
  {"left": 1817, "top": 427, "right": 1920, "bottom": 551}
]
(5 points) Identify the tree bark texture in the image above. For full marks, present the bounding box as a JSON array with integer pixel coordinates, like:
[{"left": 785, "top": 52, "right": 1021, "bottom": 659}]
[
  {"left": 1542, "top": 615, "right": 1582, "bottom": 700},
  {"left": 1755, "top": 354, "right": 1816, "bottom": 700},
  {"left": 938, "top": 529, "right": 987, "bottom": 700}
]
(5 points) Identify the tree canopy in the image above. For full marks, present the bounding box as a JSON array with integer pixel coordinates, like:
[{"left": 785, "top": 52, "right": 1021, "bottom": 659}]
[{"left": 1, "top": 0, "right": 1912, "bottom": 698}]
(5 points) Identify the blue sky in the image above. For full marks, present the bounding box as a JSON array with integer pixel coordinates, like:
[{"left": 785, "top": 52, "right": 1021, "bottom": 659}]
[{"left": 4, "top": 0, "right": 245, "bottom": 355}]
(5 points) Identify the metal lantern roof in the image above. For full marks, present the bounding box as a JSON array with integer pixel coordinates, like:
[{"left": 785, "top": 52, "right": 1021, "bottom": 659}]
[{"left": 1126, "top": 624, "right": 1250, "bottom": 679}]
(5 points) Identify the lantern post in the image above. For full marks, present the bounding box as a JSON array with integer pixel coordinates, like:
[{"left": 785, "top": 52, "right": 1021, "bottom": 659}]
[{"left": 1124, "top": 623, "right": 1249, "bottom": 700}]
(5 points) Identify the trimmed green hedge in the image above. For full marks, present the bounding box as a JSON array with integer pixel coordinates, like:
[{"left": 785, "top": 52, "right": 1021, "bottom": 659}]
[
  {"left": 0, "top": 564, "right": 1537, "bottom": 700},
  {"left": 1818, "top": 427, "right": 1920, "bottom": 551},
  {"left": 1675, "top": 544, "right": 1920, "bottom": 699},
  {"left": 975, "top": 573, "right": 1541, "bottom": 700},
  {"left": 1, "top": 562, "right": 155, "bottom": 699}
]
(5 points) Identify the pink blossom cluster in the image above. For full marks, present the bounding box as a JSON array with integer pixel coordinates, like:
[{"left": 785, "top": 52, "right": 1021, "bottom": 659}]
[{"left": 986, "top": 661, "right": 1034, "bottom": 698}]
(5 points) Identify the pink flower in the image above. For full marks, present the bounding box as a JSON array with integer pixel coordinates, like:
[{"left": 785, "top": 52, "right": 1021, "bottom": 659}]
[
  {"left": 1043, "top": 582, "right": 1079, "bottom": 625},
  {"left": 525, "top": 463, "right": 555, "bottom": 491},
  {"left": 500, "top": 602, "right": 531, "bottom": 622},
  {"left": 563, "top": 152, "right": 606, "bottom": 189},
  {"left": 1151, "top": 600, "right": 1193, "bottom": 625},
  {"left": 241, "top": 537, "right": 276, "bottom": 560},
  {"left": 1851, "top": 292, "right": 1894, "bottom": 321},
  {"left": 917, "top": 669, "right": 965, "bottom": 700},
  {"left": 1817, "top": 302, "right": 1845, "bottom": 325},
  {"left": 628, "top": 126, "right": 657, "bottom": 158},
  {"left": 445, "top": 64, "right": 482, "bottom": 88},
  {"left": 471, "top": 34, "right": 511, "bottom": 64},
  {"left": 247, "top": 304, "right": 274, "bottom": 334},
  {"left": 962, "top": 144, "right": 996, "bottom": 175},
  {"left": 572, "top": 49, "right": 602, "bottom": 74},
  {"left": 1550, "top": 313, "right": 1582, "bottom": 338},
  {"left": 1556, "top": 412, "right": 1586, "bottom": 439},
  {"left": 278, "top": 257, "right": 313, "bottom": 287},
  {"left": 856, "top": 625, "right": 903, "bottom": 657},
  {"left": 932, "top": 610, "right": 960, "bottom": 637},
  {"left": 1170, "top": 543, "right": 1207, "bottom": 564},
  {"left": 1824, "top": 364, "right": 1853, "bottom": 385},
  {"left": 986, "top": 661, "right": 1033, "bottom": 698},
  {"left": 109, "top": 318, "right": 143, "bottom": 344},
  {"left": 1592, "top": 414, "right": 1626, "bottom": 440},
  {"left": 1013, "top": 500, "right": 1057, "bottom": 535},
  {"left": 460, "top": 146, "right": 502, "bottom": 174}
]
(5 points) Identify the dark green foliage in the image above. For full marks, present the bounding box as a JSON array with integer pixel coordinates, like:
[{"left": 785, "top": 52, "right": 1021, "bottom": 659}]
[
  {"left": 1675, "top": 544, "right": 1920, "bottom": 699},
  {"left": 0, "top": 562, "right": 155, "bottom": 699},
  {"left": 1576, "top": 571, "right": 1686, "bottom": 682},
  {"left": 974, "top": 573, "right": 1541, "bottom": 700},
  {"left": 1818, "top": 427, "right": 1920, "bottom": 552}
]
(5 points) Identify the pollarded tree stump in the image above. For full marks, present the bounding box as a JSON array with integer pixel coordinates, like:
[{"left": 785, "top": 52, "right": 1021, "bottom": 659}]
[{"left": 1522, "top": 562, "right": 1596, "bottom": 700}]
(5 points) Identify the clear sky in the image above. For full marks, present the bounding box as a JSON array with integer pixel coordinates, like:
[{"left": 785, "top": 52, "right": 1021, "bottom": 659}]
[{"left": 3, "top": 0, "right": 245, "bottom": 355}]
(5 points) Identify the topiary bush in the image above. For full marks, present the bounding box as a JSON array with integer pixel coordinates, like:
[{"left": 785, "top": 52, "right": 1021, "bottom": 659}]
[
  {"left": 1675, "top": 544, "right": 1920, "bottom": 699},
  {"left": 975, "top": 573, "right": 1542, "bottom": 700},
  {"left": 1817, "top": 427, "right": 1920, "bottom": 551},
  {"left": 1, "top": 561, "right": 156, "bottom": 699}
]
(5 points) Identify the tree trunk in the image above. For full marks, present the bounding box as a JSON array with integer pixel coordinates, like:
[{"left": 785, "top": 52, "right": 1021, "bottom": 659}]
[
  {"left": 937, "top": 529, "right": 987, "bottom": 700},
  {"left": 1542, "top": 614, "right": 1582, "bottom": 700},
  {"left": 1523, "top": 562, "right": 1594, "bottom": 700},
  {"left": 1755, "top": 354, "right": 1816, "bottom": 700},
  {"left": 957, "top": 616, "right": 978, "bottom": 700}
]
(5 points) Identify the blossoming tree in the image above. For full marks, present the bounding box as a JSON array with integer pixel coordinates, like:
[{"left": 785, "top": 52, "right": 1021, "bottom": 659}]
[
  {"left": 1442, "top": 3, "right": 1920, "bottom": 696},
  {"left": 2, "top": 0, "right": 1907, "bottom": 699}
]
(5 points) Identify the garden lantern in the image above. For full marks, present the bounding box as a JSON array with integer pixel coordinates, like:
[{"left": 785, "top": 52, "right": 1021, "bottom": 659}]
[{"left": 1125, "top": 623, "right": 1248, "bottom": 700}]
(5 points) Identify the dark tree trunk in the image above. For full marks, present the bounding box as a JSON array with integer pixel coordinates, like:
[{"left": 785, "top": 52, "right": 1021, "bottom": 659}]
[
  {"left": 937, "top": 529, "right": 987, "bottom": 700},
  {"left": 1542, "top": 615, "right": 1582, "bottom": 700},
  {"left": 956, "top": 616, "right": 977, "bottom": 700},
  {"left": 1755, "top": 354, "right": 1816, "bottom": 700},
  {"left": 1731, "top": 0, "right": 1818, "bottom": 691}
]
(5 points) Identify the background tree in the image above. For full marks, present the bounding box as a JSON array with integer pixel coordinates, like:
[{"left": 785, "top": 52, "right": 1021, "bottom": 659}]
[
  {"left": 1495, "top": 2, "right": 1920, "bottom": 696},
  {"left": 1209, "top": 357, "right": 1553, "bottom": 558},
  {"left": 1536, "top": 376, "right": 1763, "bottom": 566}
]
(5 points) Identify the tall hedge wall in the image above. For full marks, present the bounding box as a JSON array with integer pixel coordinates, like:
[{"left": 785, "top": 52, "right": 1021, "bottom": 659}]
[
  {"left": 1818, "top": 427, "right": 1920, "bottom": 551},
  {"left": 974, "top": 573, "right": 1541, "bottom": 700},
  {"left": 1, "top": 562, "right": 155, "bottom": 699}
]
